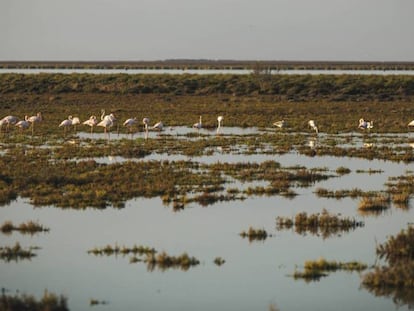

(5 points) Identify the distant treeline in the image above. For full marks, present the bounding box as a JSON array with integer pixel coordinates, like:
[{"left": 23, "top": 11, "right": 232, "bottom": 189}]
[
  {"left": 2, "top": 60, "right": 414, "bottom": 70},
  {"left": 1, "top": 73, "right": 414, "bottom": 101}
]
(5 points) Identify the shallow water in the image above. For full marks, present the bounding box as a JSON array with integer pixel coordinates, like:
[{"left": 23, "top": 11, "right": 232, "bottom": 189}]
[{"left": 0, "top": 133, "right": 413, "bottom": 311}]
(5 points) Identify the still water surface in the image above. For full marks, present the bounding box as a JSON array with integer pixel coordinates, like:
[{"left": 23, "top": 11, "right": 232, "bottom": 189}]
[{"left": 0, "top": 132, "right": 412, "bottom": 310}]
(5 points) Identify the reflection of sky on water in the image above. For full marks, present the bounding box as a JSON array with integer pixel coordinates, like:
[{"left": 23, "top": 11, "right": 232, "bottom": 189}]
[{"left": 1, "top": 130, "right": 413, "bottom": 311}]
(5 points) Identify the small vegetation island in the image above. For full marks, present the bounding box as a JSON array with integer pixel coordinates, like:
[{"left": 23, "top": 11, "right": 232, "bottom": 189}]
[
  {"left": 87, "top": 244, "right": 202, "bottom": 271},
  {"left": 0, "top": 289, "right": 69, "bottom": 311},
  {"left": 362, "top": 226, "right": 414, "bottom": 307},
  {"left": 276, "top": 209, "right": 364, "bottom": 239}
]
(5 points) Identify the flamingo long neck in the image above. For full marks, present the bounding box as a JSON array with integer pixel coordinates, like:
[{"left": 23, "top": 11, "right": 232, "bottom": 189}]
[{"left": 101, "top": 110, "right": 106, "bottom": 120}]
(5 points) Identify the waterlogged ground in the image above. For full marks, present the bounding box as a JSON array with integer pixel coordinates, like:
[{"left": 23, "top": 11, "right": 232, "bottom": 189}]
[{"left": 1, "top": 126, "right": 414, "bottom": 311}]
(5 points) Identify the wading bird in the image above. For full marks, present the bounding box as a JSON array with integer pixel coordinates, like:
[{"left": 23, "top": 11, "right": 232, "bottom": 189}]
[
  {"left": 123, "top": 117, "right": 138, "bottom": 135},
  {"left": 71, "top": 116, "right": 80, "bottom": 132},
  {"left": 308, "top": 120, "right": 318, "bottom": 134},
  {"left": 359, "top": 118, "right": 373, "bottom": 130},
  {"left": 408, "top": 120, "right": 414, "bottom": 127},
  {"left": 142, "top": 117, "right": 150, "bottom": 139},
  {"left": 28, "top": 112, "right": 43, "bottom": 135},
  {"left": 0, "top": 115, "right": 19, "bottom": 132},
  {"left": 152, "top": 121, "right": 163, "bottom": 131},
  {"left": 97, "top": 117, "right": 114, "bottom": 135},
  {"left": 15, "top": 116, "right": 30, "bottom": 133},
  {"left": 217, "top": 115, "right": 224, "bottom": 134},
  {"left": 83, "top": 115, "right": 98, "bottom": 134},
  {"left": 59, "top": 115, "right": 74, "bottom": 136},
  {"left": 273, "top": 120, "right": 286, "bottom": 129},
  {"left": 193, "top": 116, "right": 202, "bottom": 130}
]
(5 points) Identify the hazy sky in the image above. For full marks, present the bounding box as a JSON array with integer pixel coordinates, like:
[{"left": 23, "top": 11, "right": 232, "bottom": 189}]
[{"left": 1, "top": 0, "right": 414, "bottom": 61}]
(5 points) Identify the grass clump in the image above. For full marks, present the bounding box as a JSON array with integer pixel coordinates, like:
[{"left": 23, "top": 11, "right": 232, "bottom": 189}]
[
  {"left": 144, "top": 251, "right": 200, "bottom": 271},
  {"left": 239, "top": 227, "right": 268, "bottom": 242},
  {"left": 0, "top": 242, "right": 38, "bottom": 262},
  {"left": 0, "top": 289, "right": 69, "bottom": 311},
  {"left": 293, "top": 257, "right": 368, "bottom": 282},
  {"left": 362, "top": 226, "right": 414, "bottom": 307},
  {"left": 214, "top": 257, "right": 226, "bottom": 266},
  {"left": 358, "top": 195, "right": 390, "bottom": 213},
  {"left": 276, "top": 208, "right": 364, "bottom": 238},
  {"left": 1, "top": 221, "right": 49, "bottom": 235}
]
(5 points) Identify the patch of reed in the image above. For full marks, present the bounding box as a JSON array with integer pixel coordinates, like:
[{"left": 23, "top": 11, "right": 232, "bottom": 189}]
[
  {"left": 0, "top": 242, "right": 38, "bottom": 262},
  {"left": 239, "top": 226, "right": 268, "bottom": 242},
  {"left": 358, "top": 195, "right": 390, "bottom": 212},
  {"left": 1, "top": 220, "right": 49, "bottom": 235},
  {"left": 144, "top": 251, "right": 200, "bottom": 271},
  {"left": 293, "top": 257, "right": 367, "bottom": 282},
  {"left": 0, "top": 289, "right": 69, "bottom": 311},
  {"left": 214, "top": 257, "right": 226, "bottom": 266},
  {"left": 276, "top": 208, "right": 364, "bottom": 238}
]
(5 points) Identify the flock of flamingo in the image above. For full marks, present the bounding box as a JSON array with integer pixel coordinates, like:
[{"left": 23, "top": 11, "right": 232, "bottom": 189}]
[{"left": 1, "top": 110, "right": 414, "bottom": 138}]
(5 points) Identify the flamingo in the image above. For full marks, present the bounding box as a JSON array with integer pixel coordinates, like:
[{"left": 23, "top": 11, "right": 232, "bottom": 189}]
[
  {"left": 1, "top": 115, "right": 19, "bottom": 132},
  {"left": 100, "top": 110, "right": 117, "bottom": 134},
  {"left": 217, "top": 115, "right": 224, "bottom": 134},
  {"left": 82, "top": 115, "right": 98, "bottom": 134},
  {"left": 97, "top": 117, "right": 114, "bottom": 135},
  {"left": 152, "top": 121, "right": 163, "bottom": 131},
  {"left": 15, "top": 116, "right": 30, "bottom": 133},
  {"left": 408, "top": 120, "right": 414, "bottom": 127},
  {"left": 142, "top": 117, "right": 150, "bottom": 130},
  {"left": 123, "top": 117, "right": 138, "bottom": 135},
  {"left": 273, "top": 120, "right": 286, "bottom": 128},
  {"left": 358, "top": 118, "right": 373, "bottom": 130},
  {"left": 193, "top": 116, "right": 202, "bottom": 130},
  {"left": 71, "top": 116, "right": 80, "bottom": 132},
  {"left": 27, "top": 112, "right": 42, "bottom": 135},
  {"left": 308, "top": 120, "right": 318, "bottom": 134},
  {"left": 59, "top": 115, "right": 74, "bottom": 136}
]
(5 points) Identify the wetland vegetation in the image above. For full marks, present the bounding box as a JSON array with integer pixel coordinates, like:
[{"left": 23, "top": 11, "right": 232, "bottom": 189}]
[
  {"left": 293, "top": 257, "right": 368, "bottom": 282},
  {"left": 1, "top": 71, "right": 414, "bottom": 310},
  {"left": 276, "top": 209, "right": 364, "bottom": 238},
  {"left": 0, "top": 289, "right": 68, "bottom": 311}
]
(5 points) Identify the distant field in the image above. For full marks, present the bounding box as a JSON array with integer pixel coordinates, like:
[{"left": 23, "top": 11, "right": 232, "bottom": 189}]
[{"left": 1, "top": 60, "right": 414, "bottom": 70}]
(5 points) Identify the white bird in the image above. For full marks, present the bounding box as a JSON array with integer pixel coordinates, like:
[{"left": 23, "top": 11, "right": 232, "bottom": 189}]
[
  {"left": 193, "top": 116, "right": 202, "bottom": 130},
  {"left": 142, "top": 117, "right": 150, "bottom": 130},
  {"left": 59, "top": 116, "right": 74, "bottom": 135},
  {"left": 82, "top": 115, "right": 98, "bottom": 133},
  {"left": 100, "top": 110, "right": 116, "bottom": 122},
  {"left": 97, "top": 117, "right": 114, "bottom": 134},
  {"left": 308, "top": 120, "right": 318, "bottom": 134},
  {"left": 359, "top": 118, "right": 373, "bottom": 130},
  {"left": 0, "top": 115, "right": 19, "bottom": 132},
  {"left": 71, "top": 116, "right": 80, "bottom": 132},
  {"left": 27, "top": 112, "right": 42, "bottom": 135},
  {"left": 123, "top": 117, "right": 138, "bottom": 134},
  {"left": 408, "top": 120, "right": 414, "bottom": 127},
  {"left": 152, "top": 121, "right": 163, "bottom": 131},
  {"left": 15, "top": 116, "right": 30, "bottom": 132},
  {"left": 273, "top": 120, "right": 286, "bottom": 128},
  {"left": 217, "top": 115, "right": 224, "bottom": 134}
]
